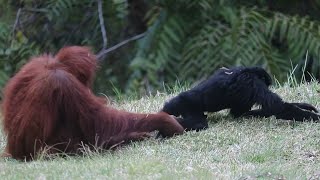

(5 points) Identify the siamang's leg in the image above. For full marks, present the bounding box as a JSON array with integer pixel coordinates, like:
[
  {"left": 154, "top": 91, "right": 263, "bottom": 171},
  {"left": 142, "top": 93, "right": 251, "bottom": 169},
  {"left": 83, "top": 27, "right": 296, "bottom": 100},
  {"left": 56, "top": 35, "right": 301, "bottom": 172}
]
[
  {"left": 240, "top": 79, "right": 320, "bottom": 121},
  {"left": 241, "top": 89, "right": 287, "bottom": 118},
  {"left": 276, "top": 103, "right": 320, "bottom": 121},
  {"left": 290, "top": 103, "right": 319, "bottom": 113},
  {"left": 243, "top": 103, "right": 320, "bottom": 121}
]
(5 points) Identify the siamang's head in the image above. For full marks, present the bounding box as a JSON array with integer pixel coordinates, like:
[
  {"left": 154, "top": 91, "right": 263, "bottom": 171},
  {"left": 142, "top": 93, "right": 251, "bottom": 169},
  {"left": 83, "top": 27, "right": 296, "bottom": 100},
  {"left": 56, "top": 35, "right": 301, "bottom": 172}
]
[
  {"left": 251, "top": 67, "right": 272, "bottom": 86},
  {"left": 162, "top": 96, "right": 184, "bottom": 117},
  {"left": 239, "top": 66, "right": 272, "bottom": 87},
  {"left": 162, "top": 91, "right": 201, "bottom": 117}
]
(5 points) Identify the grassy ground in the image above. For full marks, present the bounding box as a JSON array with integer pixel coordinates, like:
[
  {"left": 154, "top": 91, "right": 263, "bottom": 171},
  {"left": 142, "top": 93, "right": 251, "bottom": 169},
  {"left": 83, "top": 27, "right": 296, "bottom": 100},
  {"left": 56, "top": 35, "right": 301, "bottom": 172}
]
[{"left": 0, "top": 83, "right": 320, "bottom": 179}]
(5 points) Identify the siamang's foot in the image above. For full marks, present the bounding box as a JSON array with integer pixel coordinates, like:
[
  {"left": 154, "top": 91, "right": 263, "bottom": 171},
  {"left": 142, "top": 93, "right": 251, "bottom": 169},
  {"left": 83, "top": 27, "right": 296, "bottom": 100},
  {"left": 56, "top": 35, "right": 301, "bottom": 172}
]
[{"left": 290, "top": 103, "right": 319, "bottom": 113}]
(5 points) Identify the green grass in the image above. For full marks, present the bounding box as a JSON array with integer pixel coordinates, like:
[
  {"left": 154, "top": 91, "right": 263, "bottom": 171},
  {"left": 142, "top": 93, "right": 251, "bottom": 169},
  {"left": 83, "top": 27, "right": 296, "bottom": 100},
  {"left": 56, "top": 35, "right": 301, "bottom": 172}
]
[{"left": 0, "top": 83, "right": 320, "bottom": 179}]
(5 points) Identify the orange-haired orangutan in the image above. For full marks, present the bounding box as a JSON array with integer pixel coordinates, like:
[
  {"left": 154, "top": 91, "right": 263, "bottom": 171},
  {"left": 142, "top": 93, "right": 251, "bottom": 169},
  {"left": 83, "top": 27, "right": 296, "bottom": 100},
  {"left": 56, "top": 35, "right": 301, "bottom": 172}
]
[{"left": 1, "top": 46, "right": 184, "bottom": 161}]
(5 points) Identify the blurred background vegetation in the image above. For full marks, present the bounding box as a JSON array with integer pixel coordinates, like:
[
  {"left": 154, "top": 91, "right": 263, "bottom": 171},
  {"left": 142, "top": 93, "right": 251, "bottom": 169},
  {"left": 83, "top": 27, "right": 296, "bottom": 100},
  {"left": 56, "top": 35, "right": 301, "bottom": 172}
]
[{"left": 0, "top": 0, "right": 319, "bottom": 97}]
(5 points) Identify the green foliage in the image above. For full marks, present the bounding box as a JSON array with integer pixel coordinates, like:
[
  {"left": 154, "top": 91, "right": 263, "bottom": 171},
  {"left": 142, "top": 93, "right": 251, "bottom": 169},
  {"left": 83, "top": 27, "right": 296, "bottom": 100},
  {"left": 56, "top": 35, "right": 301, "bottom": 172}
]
[
  {"left": 0, "top": 22, "right": 39, "bottom": 96},
  {"left": 46, "top": 0, "right": 81, "bottom": 21},
  {"left": 0, "top": 0, "right": 130, "bottom": 94},
  {"left": 1, "top": 0, "right": 320, "bottom": 96},
  {"left": 129, "top": 0, "right": 320, "bottom": 93},
  {"left": 127, "top": 10, "right": 189, "bottom": 93},
  {"left": 112, "top": 0, "right": 128, "bottom": 19}
]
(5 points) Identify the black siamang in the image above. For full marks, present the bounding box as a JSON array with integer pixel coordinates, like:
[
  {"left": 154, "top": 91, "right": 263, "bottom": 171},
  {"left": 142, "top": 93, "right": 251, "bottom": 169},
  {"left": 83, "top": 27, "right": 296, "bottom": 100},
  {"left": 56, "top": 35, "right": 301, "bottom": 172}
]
[{"left": 162, "top": 67, "right": 320, "bottom": 131}]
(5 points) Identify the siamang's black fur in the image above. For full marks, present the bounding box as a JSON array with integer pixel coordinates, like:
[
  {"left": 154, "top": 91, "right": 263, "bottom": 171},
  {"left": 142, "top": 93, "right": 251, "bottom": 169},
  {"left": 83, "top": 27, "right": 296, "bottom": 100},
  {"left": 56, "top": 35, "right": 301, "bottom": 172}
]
[{"left": 163, "top": 67, "right": 320, "bottom": 131}]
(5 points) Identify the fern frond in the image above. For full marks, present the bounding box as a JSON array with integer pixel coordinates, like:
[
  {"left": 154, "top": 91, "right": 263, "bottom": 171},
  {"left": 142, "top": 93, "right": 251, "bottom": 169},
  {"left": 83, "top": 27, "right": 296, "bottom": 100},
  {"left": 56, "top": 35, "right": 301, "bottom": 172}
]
[
  {"left": 127, "top": 12, "right": 188, "bottom": 92},
  {"left": 112, "top": 0, "right": 128, "bottom": 19},
  {"left": 46, "top": 0, "right": 82, "bottom": 20}
]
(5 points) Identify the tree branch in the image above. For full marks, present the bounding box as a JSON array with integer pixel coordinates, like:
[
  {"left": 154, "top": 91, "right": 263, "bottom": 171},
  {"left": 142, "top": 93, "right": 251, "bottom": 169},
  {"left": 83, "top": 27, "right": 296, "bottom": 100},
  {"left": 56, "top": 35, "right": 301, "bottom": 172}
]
[
  {"left": 10, "top": 8, "right": 22, "bottom": 45},
  {"left": 97, "top": 0, "right": 108, "bottom": 49},
  {"left": 97, "top": 32, "right": 147, "bottom": 61},
  {"left": 22, "top": 8, "right": 48, "bottom": 13},
  {"left": 12, "top": 8, "right": 22, "bottom": 35}
]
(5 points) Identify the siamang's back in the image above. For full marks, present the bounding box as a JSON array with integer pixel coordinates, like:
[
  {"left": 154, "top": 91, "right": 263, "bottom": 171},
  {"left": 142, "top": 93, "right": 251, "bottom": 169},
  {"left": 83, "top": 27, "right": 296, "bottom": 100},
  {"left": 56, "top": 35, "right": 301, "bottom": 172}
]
[
  {"left": 194, "top": 67, "right": 271, "bottom": 111},
  {"left": 194, "top": 67, "right": 271, "bottom": 92}
]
